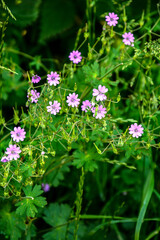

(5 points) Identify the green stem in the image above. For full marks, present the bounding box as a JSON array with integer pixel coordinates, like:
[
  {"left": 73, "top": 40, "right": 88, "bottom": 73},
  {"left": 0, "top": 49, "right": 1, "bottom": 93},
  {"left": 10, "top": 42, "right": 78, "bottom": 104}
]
[{"left": 98, "top": 63, "right": 124, "bottom": 80}]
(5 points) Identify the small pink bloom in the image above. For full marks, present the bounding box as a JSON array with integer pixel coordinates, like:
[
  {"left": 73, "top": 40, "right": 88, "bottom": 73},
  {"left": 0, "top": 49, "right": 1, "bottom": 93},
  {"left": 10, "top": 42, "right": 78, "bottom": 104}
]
[
  {"left": 93, "top": 85, "right": 108, "bottom": 101},
  {"left": 129, "top": 123, "right": 144, "bottom": 138},
  {"left": 105, "top": 12, "right": 119, "bottom": 26},
  {"left": 69, "top": 50, "right": 82, "bottom": 64},
  {"left": 5, "top": 144, "right": 21, "bottom": 161},
  {"left": 46, "top": 101, "right": 61, "bottom": 115},
  {"left": 27, "top": 89, "right": 40, "bottom": 103},
  {"left": 11, "top": 127, "right": 26, "bottom": 142},
  {"left": 122, "top": 32, "right": 134, "bottom": 46},
  {"left": 32, "top": 75, "right": 41, "bottom": 83},
  {"left": 66, "top": 93, "right": 80, "bottom": 107},
  {"left": 1, "top": 156, "right": 9, "bottom": 163},
  {"left": 81, "top": 100, "right": 92, "bottom": 112},
  {"left": 92, "top": 105, "right": 107, "bottom": 119},
  {"left": 47, "top": 71, "right": 60, "bottom": 86}
]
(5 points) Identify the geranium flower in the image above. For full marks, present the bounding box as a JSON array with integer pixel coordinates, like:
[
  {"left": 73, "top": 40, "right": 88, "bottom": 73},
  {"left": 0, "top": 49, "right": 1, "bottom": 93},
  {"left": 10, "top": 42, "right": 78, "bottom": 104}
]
[
  {"left": 47, "top": 71, "right": 60, "bottom": 86},
  {"left": 69, "top": 50, "right": 82, "bottom": 64},
  {"left": 5, "top": 144, "right": 21, "bottom": 161},
  {"left": 93, "top": 85, "right": 108, "bottom": 101},
  {"left": 92, "top": 105, "right": 107, "bottom": 119},
  {"left": 66, "top": 93, "right": 80, "bottom": 107},
  {"left": 129, "top": 123, "right": 144, "bottom": 138},
  {"left": 11, "top": 127, "right": 26, "bottom": 142},
  {"left": 81, "top": 100, "right": 92, "bottom": 112},
  {"left": 32, "top": 75, "right": 41, "bottom": 83},
  {"left": 122, "top": 32, "right": 134, "bottom": 46},
  {"left": 105, "top": 12, "right": 119, "bottom": 26},
  {"left": 46, "top": 101, "right": 61, "bottom": 115},
  {"left": 27, "top": 89, "right": 40, "bottom": 103}
]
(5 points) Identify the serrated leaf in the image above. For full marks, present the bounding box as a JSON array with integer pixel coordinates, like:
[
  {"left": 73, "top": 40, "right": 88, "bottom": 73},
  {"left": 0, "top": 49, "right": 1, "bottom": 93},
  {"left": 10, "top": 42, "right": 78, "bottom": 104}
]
[
  {"left": 40, "top": 0, "right": 75, "bottom": 42},
  {"left": 43, "top": 203, "right": 71, "bottom": 240},
  {"left": 16, "top": 185, "right": 47, "bottom": 217},
  {"left": 43, "top": 203, "right": 87, "bottom": 240},
  {"left": 73, "top": 149, "right": 98, "bottom": 172}
]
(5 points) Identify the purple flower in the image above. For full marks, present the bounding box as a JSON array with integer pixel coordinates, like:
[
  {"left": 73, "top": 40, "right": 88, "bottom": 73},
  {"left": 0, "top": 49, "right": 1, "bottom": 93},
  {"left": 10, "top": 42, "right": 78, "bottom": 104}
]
[
  {"left": 105, "top": 12, "right": 119, "bottom": 26},
  {"left": 69, "top": 50, "right": 82, "bottom": 64},
  {"left": 27, "top": 89, "right": 40, "bottom": 103},
  {"left": 122, "top": 32, "right": 134, "bottom": 46},
  {"left": 1, "top": 156, "right": 9, "bottom": 163},
  {"left": 11, "top": 127, "right": 26, "bottom": 142},
  {"left": 129, "top": 123, "right": 144, "bottom": 138},
  {"left": 66, "top": 93, "right": 80, "bottom": 107},
  {"left": 32, "top": 75, "right": 41, "bottom": 83},
  {"left": 92, "top": 105, "right": 107, "bottom": 119},
  {"left": 47, "top": 71, "right": 60, "bottom": 86},
  {"left": 93, "top": 85, "right": 108, "bottom": 101},
  {"left": 42, "top": 183, "right": 50, "bottom": 192},
  {"left": 81, "top": 100, "right": 92, "bottom": 112},
  {"left": 46, "top": 101, "right": 61, "bottom": 115},
  {"left": 5, "top": 144, "right": 21, "bottom": 161}
]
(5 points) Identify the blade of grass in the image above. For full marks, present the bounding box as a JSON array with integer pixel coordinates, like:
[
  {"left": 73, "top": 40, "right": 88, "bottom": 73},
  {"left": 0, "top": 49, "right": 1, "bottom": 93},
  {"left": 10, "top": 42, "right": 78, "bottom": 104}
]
[
  {"left": 145, "top": 226, "right": 160, "bottom": 240},
  {"left": 134, "top": 157, "right": 154, "bottom": 240}
]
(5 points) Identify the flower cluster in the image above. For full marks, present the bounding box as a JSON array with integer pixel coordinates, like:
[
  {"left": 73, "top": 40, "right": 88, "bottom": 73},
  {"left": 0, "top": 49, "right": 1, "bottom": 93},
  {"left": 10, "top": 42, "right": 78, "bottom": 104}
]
[
  {"left": 105, "top": 12, "right": 135, "bottom": 46},
  {"left": 27, "top": 89, "right": 40, "bottom": 103},
  {"left": 1, "top": 126, "right": 26, "bottom": 163},
  {"left": 80, "top": 85, "right": 108, "bottom": 119}
]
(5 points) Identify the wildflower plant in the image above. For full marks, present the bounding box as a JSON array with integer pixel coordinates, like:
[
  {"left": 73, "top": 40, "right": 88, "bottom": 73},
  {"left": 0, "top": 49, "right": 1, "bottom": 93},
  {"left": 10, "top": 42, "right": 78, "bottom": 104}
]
[{"left": 0, "top": 1, "right": 160, "bottom": 240}]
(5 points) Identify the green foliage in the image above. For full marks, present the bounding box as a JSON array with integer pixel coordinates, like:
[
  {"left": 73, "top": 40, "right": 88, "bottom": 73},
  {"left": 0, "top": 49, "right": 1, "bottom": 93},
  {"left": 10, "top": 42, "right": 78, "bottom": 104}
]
[
  {"left": 43, "top": 203, "right": 71, "bottom": 240},
  {"left": 7, "top": 0, "right": 41, "bottom": 26},
  {"left": 144, "top": 39, "right": 160, "bottom": 60},
  {"left": 40, "top": 0, "right": 75, "bottom": 42},
  {"left": 135, "top": 156, "right": 154, "bottom": 240},
  {"left": 16, "top": 185, "right": 47, "bottom": 217},
  {"left": 73, "top": 149, "right": 99, "bottom": 172},
  {"left": 45, "top": 160, "right": 70, "bottom": 187},
  {"left": 0, "top": 204, "right": 25, "bottom": 240},
  {"left": 1, "top": 0, "right": 16, "bottom": 20}
]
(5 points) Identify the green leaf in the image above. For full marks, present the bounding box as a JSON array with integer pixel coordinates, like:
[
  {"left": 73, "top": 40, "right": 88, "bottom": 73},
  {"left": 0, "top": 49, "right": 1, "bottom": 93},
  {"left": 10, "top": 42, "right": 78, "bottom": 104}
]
[
  {"left": 83, "top": 62, "right": 102, "bottom": 85},
  {"left": 134, "top": 158, "right": 154, "bottom": 240},
  {"left": 7, "top": 0, "right": 41, "bottom": 26},
  {"left": 40, "top": 0, "right": 75, "bottom": 42},
  {"left": 0, "top": 204, "right": 25, "bottom": 240},
  {"left": 50, "top": 165, "right": 70, "bottom": 187},
  {"left": 16, "top": 185, "right": 47, "bottom": 218},
  {"left": 43, "top": 203, "right": 71, "bottom": 240},
  {"left": 73, "top": 149, "right": 98, "bottom": 172}
]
